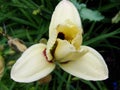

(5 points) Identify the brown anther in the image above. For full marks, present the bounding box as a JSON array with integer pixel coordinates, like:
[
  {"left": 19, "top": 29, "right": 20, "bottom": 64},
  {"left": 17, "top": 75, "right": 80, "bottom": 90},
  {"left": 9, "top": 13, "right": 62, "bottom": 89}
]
[{"left": 43, "top": 49, "right": 53, "bottom": 63}]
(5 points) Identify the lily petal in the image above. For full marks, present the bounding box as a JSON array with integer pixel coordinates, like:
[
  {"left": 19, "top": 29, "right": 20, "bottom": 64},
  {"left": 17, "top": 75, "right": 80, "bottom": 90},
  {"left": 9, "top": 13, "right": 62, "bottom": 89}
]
[
  {"left": 59, "top": 46, "right": 108, "bottom": 80},
  {"left": 49, "top": 0, "right": 82, "bottom": 31},
  {"left": 47, "top": 0, "right": 83, "bottom": 61},
  {"left": 54, "top": 39, "right": 76, "bottom": 62},
  {"left": 11, "top": 44, "right": 55, "bottom": 83}
]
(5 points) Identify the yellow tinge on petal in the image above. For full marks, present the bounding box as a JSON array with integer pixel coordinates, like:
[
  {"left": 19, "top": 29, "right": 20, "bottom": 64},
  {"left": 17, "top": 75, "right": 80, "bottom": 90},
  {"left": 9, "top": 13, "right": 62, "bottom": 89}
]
[
  {"left": 47, "top": 0, "right": 83, "bottom": 61},
  {"left": 54, "top": 39, "right": 76, "bottom": 61},
  {"left": 54, "top": 39, "right": 88, "bottom": 63}
]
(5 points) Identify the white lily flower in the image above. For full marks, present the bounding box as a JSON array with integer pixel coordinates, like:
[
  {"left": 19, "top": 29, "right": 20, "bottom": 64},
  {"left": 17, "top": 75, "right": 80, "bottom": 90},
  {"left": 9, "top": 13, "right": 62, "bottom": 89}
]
[{"left": 11, "top": 0, "right": 108, "bottom": 83}]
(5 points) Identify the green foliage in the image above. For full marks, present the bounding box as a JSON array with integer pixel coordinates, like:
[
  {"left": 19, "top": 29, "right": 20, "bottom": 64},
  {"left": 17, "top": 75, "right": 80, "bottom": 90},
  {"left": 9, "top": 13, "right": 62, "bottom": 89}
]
[
  {"left": 112, "top": 11, "right": 120, "bottom": 23},
  {"left": 80, "top": 7, "right": 104, "bottom": 21},
  {"left": 0, "top": 0, "right": 120, "bottom": 90},
  {"left": 71, "top": 0, "right": 104, "bottom": 21}
]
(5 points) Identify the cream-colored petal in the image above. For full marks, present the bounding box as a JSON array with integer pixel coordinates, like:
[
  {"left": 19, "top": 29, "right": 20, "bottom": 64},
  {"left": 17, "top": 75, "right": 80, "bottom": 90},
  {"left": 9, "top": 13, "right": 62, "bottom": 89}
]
[
  {"left": 60, "top": 46, "right": 108, "bottom": 81},
  {"left": 11, "top": 44, "right": 55, "bottom": 83},
  {"left": 46, "top": 0, "right": 83, "bottom": 61},
  {"left": 49, "top": 0, "right": 82, "bottom": 32},
  {"left": 54, "top": 39, "right": 76, "bottom": 62}
]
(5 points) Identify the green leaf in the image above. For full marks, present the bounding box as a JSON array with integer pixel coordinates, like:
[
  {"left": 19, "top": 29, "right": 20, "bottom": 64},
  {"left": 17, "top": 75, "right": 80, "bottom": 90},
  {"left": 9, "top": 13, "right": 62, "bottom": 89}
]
[
  {"left": 98, "top": 3, "right": 120, "bottom": 12},
  {"left": 80, "top": 7, "right": 104, "bottom": 21},
  {"left": 83, "top": 28, "right": 120, "bottom": 45},
  {"left": 71, "top": 0, "right": 104, "bottom": 21},
  {"left": 0, "top": 82, "right": 9, "bottom": 90},
  {"left": 112, "top": 11, "right": 120, "bottom": 23}
]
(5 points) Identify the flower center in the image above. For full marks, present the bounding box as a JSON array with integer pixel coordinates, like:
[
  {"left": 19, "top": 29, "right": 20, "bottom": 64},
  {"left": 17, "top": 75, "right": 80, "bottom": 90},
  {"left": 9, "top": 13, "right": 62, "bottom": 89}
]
[
  {"left": 56, "top": 21, "right": 82, "bottom": 50},
  {"left": 57, "top": 24, "right": 78, "bottom": 43},
  {"left": 57, "top": 32, "right": 65, "bottom": 40}
]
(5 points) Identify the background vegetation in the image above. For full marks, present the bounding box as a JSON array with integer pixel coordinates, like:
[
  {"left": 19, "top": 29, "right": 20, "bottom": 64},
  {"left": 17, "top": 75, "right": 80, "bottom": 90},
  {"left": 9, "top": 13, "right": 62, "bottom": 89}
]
[{"left": 0, "top": 0, "right": 120, "bottom": 90}]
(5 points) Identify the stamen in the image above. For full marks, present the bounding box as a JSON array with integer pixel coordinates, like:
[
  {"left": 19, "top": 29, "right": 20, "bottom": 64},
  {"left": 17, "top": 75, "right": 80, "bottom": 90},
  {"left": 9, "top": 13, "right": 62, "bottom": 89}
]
[
  {"left": 50, "top": 41, "right": 58, "bottom": 58},
  {"left": 60, "top": 60, "right": 70, "bottom": 64},
  {"left": 43, "top": 49, "right": 53, "bottom": 63}
]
